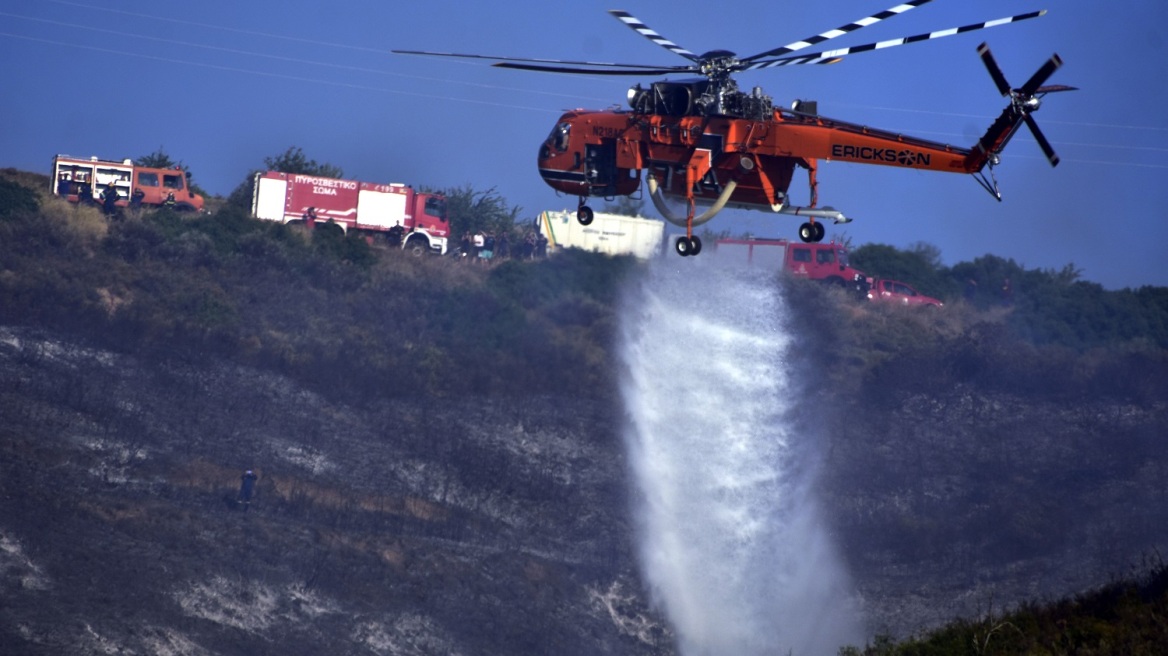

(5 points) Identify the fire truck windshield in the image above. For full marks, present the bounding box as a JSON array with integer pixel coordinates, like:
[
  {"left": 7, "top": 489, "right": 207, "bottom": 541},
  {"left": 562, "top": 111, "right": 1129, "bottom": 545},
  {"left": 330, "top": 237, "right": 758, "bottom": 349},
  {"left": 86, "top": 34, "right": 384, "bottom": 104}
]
[{"left": 425, "top": 196, "right": 446, "bottom": 220}]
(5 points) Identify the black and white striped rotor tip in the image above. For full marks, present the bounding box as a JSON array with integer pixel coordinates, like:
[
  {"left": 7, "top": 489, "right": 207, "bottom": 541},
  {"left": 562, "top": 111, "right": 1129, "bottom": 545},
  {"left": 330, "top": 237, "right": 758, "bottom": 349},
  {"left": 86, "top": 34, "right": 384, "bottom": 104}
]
[
  {"left": 747, "top": 9, "right": 1048, "bottom": 69},
  {"left": 608, "top": 10, "right": 698, "bottom": 62}
]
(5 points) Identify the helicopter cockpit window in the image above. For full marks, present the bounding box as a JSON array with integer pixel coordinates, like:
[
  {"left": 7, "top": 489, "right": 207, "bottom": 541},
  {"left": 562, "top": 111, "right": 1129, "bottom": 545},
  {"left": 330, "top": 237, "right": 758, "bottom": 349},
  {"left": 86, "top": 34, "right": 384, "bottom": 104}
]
[{"left": 546, "top": 122, "right": 571, "bottom": 152}]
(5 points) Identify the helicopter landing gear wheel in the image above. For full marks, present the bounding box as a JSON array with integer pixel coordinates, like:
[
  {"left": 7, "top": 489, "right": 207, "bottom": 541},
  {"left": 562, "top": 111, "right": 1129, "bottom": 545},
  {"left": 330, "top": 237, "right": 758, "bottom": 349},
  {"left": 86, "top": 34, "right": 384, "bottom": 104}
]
[
  {"left": 799, "top": 221, "right": 825, "bottom": 243},
  {"left": 799, "top": 222, "right": 815, "bottom": 243},
  {"left": 674, "top": 235, "right": 702, "bottom": 257},
  {"left": 577, "top": 205, "right": 594, "bottom": 226}
]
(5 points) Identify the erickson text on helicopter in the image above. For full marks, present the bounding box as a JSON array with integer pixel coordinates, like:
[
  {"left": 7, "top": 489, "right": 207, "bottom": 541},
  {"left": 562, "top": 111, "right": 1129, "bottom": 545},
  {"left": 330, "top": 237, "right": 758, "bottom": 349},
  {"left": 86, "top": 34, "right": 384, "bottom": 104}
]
[{"left": 830, "top": 145, "right": 931, "bottom": 167}]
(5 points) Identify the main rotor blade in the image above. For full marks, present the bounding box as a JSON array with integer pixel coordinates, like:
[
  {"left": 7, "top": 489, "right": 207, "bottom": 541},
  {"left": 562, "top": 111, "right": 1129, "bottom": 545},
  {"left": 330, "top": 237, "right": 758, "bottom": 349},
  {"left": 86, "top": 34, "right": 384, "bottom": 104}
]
[
  {"left": 392, "top": 49, "right": 680, "bottom": 70},
  {"left": 608, "top": 10, "right": 699, "bottom": 62},
  {"left": 977, "top": 42, "right": 1012, "bottom": 97},
  {"left": 742, "top": 0, "right": 933, "bottom": 63},
  {"left": 746, "top": 10, "right": 1047, "bottom": 69},
  {"left": 494, "top": 62, "right": 695, "bottom": 76},
  {"left": 1035, "top": 84, "right": 1078, "bottom": 94},
  {"left": 1019, "top": 53, "right": 1063, "bottom": 96},
  {"left": 1024, "top": 115, "right": 1060, "bottom": 167}
]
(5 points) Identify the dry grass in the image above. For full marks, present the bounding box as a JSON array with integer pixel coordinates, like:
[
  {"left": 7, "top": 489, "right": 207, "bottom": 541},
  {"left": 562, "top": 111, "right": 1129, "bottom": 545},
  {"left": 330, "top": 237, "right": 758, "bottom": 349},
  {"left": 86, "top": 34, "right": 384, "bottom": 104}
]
[
  {"left": 170, "top": 458, "right": 242, "bottom": 494},
  {"left": 371, "top": 246, "right": 487, "bottom": 288},
  {"left": 169, "top": 458, "right": 448, "bottom": 523},
  {"left": 270, "top": 474, "right": 449, "bottom": 522},
  {"left": 39, "top": 195, "right": 109, "bottom": 247}
]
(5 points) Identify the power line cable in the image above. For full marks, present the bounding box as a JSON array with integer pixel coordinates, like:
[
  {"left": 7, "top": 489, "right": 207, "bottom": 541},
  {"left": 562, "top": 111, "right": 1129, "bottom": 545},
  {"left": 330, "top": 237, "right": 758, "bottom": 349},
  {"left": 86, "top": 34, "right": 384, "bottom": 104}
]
[
  {"left": 37, "top": 0, "right": 1168, "bottom": 136},
  {"left": 0, "top": 31, "right": 565, "bottom": 113},
  {"left": 6, "top": 8, "right": 1165, "bottom": 168},
  {"left": 0, "top": 11, "right": 611, "bottom": 103},
  {"left": 45, "top": 0, "right": 389, "bottom": 54}
]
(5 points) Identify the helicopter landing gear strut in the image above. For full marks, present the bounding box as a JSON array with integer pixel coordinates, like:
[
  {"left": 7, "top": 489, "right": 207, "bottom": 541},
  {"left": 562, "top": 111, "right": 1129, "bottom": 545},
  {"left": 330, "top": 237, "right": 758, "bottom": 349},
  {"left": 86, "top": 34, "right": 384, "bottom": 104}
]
[
  {"left": 674, "top": 196, "right": 703, "bottom": 256},
  {"left": 646, "top": 175, "right": 737, "bottom": 257}
]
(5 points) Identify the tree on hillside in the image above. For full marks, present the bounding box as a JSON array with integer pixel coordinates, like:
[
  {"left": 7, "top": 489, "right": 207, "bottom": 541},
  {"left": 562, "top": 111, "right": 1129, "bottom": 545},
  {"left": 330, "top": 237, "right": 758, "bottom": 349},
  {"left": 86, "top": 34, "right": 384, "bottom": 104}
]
[
  {"left": 439, "top": 184, "right": 522, "bottom": 241},
  {"left": 263, "top": 146, "right": 344, "bottom": 179},
  {"left": 135, "top": 147, "right": 180, "bottom": 170},
  {"left": 226, "top": 146, "right": 344, "bottom": 210},
  {"left": 851, "top": 241, "right": 951, "bottom": 298},
  {"left": 950, "top": 254, "right": 1025, "bottom": 308},
  {"left": 908, "top": 241, "right": 943, "bottom": 271},
  {"left": 136, "top": 146, "right": 207, "bottom": 198}
]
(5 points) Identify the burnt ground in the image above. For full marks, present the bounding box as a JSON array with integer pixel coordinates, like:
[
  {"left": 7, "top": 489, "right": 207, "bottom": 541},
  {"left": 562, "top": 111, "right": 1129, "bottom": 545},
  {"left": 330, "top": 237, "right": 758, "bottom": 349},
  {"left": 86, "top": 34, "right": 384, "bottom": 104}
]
[{"left": 0, "top": 324, "right": 1166, "bottom": 653}]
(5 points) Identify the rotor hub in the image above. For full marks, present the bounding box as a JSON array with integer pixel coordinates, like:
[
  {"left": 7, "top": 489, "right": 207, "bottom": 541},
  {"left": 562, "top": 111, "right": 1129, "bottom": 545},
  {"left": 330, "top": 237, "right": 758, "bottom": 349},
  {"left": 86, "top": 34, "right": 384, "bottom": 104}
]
[
  {"left": 697, "top": 49, "right": 740, "bottom": 81},
  {"left": 1010, "top": 92, "right": 1041, "bottom": 114}
]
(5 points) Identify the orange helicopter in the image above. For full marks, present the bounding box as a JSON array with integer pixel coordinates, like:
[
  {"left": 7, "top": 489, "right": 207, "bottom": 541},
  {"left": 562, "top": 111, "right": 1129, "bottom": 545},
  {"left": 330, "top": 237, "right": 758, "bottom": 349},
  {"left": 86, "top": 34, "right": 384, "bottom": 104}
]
[{"left": 395, "top": 1, "right": 1074, "bottom": 256}]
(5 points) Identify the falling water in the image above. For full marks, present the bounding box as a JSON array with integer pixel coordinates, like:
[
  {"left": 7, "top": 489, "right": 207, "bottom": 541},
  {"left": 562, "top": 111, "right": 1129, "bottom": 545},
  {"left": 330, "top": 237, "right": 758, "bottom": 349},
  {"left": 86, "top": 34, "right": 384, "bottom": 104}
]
[{"left": 618, "top": 259, "right": 863, "bottom": 655}]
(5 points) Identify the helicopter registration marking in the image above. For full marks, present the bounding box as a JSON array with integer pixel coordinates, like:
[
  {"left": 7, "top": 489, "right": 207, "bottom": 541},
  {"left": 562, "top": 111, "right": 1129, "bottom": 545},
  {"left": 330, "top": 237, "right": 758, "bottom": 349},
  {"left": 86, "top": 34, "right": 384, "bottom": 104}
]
[{"left": 831, "top": 144, "right": 931, "bottom": 167}]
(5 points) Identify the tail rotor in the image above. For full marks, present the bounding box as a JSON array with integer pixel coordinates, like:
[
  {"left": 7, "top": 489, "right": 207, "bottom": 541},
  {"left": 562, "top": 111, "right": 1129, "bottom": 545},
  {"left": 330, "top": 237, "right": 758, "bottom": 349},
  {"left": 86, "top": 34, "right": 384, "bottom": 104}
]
[{"left": 976, "top": 42, "right": 1076, "bottom": 167}]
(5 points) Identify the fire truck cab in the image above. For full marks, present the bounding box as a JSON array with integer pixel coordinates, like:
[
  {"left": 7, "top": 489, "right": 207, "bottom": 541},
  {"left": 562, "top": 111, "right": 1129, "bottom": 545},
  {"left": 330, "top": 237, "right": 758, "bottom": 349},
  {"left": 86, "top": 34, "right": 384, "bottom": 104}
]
[{"left": 714, "top": 237, "right": 865, "bottom": 286}]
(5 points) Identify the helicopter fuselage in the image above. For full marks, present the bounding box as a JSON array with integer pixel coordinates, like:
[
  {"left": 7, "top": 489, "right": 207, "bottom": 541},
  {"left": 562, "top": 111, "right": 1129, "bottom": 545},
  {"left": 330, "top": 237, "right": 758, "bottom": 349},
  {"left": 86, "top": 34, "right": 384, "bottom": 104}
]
[
  {"left": 396, "top": 5, "right": 1064, "bottom": 255},
  {"left": 537, "top": 83, "right": 986, "bottom": 216}
]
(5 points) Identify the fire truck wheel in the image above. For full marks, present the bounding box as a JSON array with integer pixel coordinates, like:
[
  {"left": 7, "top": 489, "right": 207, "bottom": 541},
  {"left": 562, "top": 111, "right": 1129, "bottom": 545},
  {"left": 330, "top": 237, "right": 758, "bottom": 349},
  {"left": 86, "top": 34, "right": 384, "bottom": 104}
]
[
  {"left": 577, "top": 206, "right": 594, "bottom": 226},
  {"left": 406, "top": 238, "right": 429, "bottom": 256}
]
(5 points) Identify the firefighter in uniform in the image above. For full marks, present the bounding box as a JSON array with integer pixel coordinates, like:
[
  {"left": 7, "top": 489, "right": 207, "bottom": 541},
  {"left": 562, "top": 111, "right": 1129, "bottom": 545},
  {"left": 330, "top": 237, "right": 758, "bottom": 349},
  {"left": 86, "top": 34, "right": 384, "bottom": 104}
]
[{"left": 100, "top": 182, "right": 120, "bottom": 216}]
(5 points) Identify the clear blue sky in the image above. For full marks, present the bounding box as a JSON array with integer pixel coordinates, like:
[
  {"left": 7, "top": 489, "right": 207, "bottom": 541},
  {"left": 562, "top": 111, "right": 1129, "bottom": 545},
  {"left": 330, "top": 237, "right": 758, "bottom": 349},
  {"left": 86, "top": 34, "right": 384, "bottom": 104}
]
[{"left": 2, "top": 1, "right": 1165, "bottom": 289}]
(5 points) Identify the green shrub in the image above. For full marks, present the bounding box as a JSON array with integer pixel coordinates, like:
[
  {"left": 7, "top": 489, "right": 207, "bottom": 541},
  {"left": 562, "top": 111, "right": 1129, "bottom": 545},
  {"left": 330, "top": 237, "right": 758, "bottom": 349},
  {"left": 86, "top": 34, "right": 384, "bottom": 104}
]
[{"left": 0, "top": 176, "right": 40, "bottom": 218}]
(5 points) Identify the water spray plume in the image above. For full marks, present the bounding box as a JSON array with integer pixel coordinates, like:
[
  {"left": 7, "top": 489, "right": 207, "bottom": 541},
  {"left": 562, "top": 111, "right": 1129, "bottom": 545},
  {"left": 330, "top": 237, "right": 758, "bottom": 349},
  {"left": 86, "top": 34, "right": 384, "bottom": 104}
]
[{"left": 618, "top": 260, "right": 863, "bottom": 655}]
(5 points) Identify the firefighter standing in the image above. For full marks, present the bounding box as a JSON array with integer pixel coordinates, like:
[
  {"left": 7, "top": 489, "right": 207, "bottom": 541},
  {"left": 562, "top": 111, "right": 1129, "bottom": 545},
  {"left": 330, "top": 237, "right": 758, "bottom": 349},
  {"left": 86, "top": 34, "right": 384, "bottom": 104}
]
[
  {"left": 855, "top": 273, "right": 871, "bottom": 301},
  {"left": 238, "top": 470, "right": 258, "bottom": 511},
  {"left": 100, "top": 181, "right": 120, "bottom": 216}
]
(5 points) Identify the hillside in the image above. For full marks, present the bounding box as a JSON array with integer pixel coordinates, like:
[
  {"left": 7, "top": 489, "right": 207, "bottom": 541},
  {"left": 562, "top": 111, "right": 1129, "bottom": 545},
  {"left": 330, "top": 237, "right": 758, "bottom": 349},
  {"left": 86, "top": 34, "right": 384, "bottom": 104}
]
[{"left": 1, "top": 170, "right": 1167, "bottom": 654}]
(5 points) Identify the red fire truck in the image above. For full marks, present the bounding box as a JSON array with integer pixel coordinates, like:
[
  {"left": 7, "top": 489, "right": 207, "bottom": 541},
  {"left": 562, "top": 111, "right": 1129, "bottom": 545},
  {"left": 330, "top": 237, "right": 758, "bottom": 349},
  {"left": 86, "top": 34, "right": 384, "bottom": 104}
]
[
  {"left": 52, "top": 154, "right": 205, "bottom": 211},
  {"left": 713, "top": 237, "right": 864, "bottom": 286},
  {"left": 251, "top": 171, "right": 449, "bottom": 255}
]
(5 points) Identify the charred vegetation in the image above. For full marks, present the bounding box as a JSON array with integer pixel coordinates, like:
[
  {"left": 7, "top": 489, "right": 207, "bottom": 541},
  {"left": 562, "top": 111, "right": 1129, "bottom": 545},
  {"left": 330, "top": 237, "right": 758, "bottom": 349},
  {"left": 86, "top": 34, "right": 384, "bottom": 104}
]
[{"left": 0, "top": 169, "right": 1166, "bottom": 653}]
